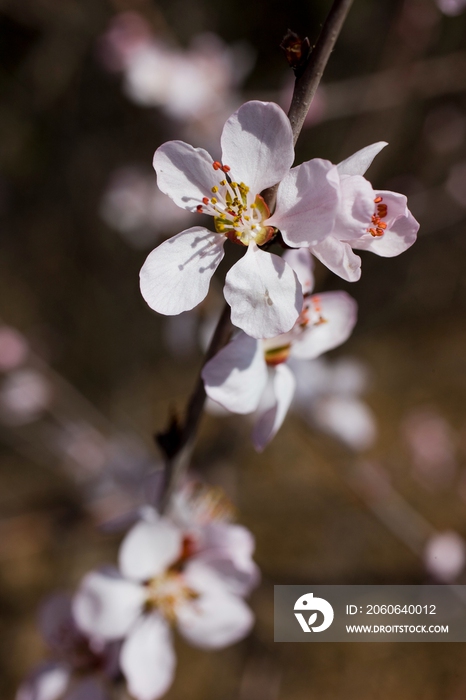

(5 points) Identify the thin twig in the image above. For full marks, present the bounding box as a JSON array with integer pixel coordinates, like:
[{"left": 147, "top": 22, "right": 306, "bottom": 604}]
[{"left": 157, "top": 0, "right": 355, "bottom": 510}]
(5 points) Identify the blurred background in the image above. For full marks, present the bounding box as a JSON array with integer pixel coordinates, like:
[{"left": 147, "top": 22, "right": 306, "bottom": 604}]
[{"left": 2, "top": 0, "right": 466, "bottom": 697}]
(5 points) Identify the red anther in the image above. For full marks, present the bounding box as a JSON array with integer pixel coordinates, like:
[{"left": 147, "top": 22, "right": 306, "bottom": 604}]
[
  {"left": 376, "top": 227, "right": 385, "bottom": 236},
  {"left": 374, "top": 196, "right": 383, "bottom": 204},
  {"left": 212, "top": 161, "right": 222, "bottom": 170},
  {"left": 378, "top": 221, "right": 387, "bottom": 229},
  {"left": 369, "top": 228, "right": 378, "bottom": 236},
  {"left": 202, "top": 197, "right": 209, "bottom": 205},
  {"left": 377, "top": 204, "right": 388, "bottom": 217},
  {"left": 221, "top": 164, "right": 231, "bottom": 173},
  {"left": 196, "top": 205, "right": 203, "bottom": 213}
]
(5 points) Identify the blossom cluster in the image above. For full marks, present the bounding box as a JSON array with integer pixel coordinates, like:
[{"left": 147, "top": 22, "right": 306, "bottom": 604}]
[
  {"left": 17, "top": 482, "right": 259, "bottom": 700},
  {"left": 139, "top": 100, "right": 418, "bottom": 447}
]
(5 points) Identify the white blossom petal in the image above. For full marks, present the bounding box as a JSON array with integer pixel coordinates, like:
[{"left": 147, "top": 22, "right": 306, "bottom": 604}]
[
  {"left": 121, "top": 614, "right": 176, "bottom": 700},
  {"left": 282, "top": 248, "right": 315, "bottom": 295},
  {"left": 72, "top": 570, "right": 144, "bottom": 641},
  {"left": 291, "top": 291, "right": 358, "bottom": 360},
  {"left": 310, "top": 237, "right": 361, "bottom": 282},
  {"left": 119, "top": 517, "right": 183, "bottom": 582},
  {"left": 332, "top": 174, "right": 375, "bottom": 240},
  {"left": 270, "top": 159, "right": 340, "bottom": 246},
  {"left": 311, "top": 395, "right": 376, "bottom": 451},
  {"left": 178, "top": 562, "right": 254, "bottom": 649},
  {"left": 252, "top": 364, "right": 296, "bottom": 452},
  {"left": 337, "top": 142, "right": 388, "bottom": 176},
  {"left": 153, "top": 141, "right": 218, "bottom": 211},
  {"left": 197, "top": 522, "right": 260, "bottom": 596},
  {"left": 202, "top": 332, "right": 267, "bottom": 413},
  {"left": 140, "top": 227, "right": 225, "bottom": 315},
  {"left": 224, "top": 244, "right": 302, "bottom": 339},
  {"left": 16, "top": 663, "right": 70, "bottom": 700},
  {"left": 220, "top": 101, "right": 294, "bottom": 194}
]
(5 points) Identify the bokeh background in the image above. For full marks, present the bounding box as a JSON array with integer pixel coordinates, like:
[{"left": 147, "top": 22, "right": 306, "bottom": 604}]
[{"left": 2, "top": 0, "right": 466, "bottom": 697}]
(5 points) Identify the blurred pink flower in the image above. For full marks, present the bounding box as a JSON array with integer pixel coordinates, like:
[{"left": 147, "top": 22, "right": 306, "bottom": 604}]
[
  {"left": 424, "top": 531, "right": 466, "bottom": 581},
  {"left": 0, "top": 368, "right": 51, "bottom": 425},
  {"left": 74, "top": 499, "right": 257, "bottom": 700},
  {"left": 436, "top": 0, "right": 466, "bottom": 15},
  {"left": 402, "top": 407, "right": 457, "bottom": 488},
  {"left": 0, "top": 325, "right": 28, "bottom": 372},
  {"left": 16, "top": 593, "right": 114, "bottom": 700}
]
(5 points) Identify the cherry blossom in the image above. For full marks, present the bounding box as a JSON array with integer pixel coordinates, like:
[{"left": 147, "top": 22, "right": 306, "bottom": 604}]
[
  {"left": 424, "top": 531, "right": 466, "bottom": 582},
  {"left": 73, "top": 503, "right": 257, "bottom": 700},
  {"left": 202, "top": 249, "right": 357, "bottom": 450},
  {"left": 16, "top": 593, "right": 114, "bottom": 700},
  {"left": 277, "top": 142, "right": 420, "bottom": 281},
  {"left": 140, "top": 100, "right": 341, "bottom": 338}
]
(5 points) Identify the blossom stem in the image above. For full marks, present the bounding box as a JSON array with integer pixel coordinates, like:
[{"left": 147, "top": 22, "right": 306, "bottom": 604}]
[{"left": 158, "top": 0, "right": 355, "bottom": 510}]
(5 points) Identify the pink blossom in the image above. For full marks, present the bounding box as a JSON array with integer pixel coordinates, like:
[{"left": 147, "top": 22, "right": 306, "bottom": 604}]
[
  {"left": 0, "top": 325, "right": 28, "bottom": 372},
  {"left": 277, "top": 142, "right": 419, "bottom": 281},
  {"left": 202, "top": 249, "right": 357, "bottom": 450},
  {"left": 424, "top": 531, "right": 466, "bottom": 581},
  {"left": 140, "top": 100, "right": 341, "bottom": 339},
  {"left": 73, "top": 503, "right": 257, "bottom": 700}
]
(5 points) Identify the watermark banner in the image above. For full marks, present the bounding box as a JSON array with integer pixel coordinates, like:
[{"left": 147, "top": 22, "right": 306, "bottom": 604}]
[{"left": 274, "top": 586, "right": 466, "bottom": 642}]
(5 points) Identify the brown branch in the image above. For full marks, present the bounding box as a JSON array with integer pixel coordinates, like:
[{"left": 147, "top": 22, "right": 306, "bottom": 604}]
[{"left": 157, "top": 0, "right": 355, "bottom": 510}]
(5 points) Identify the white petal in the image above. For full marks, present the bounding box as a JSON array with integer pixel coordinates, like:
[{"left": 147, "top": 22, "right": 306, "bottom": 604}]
[
  {"left": 311, "top": 396, "right": 377, "bottom": 451},
  {"left": 178, "top": 562, "right": 254, "bottom": 649},
  {"left": 197, "top": 522, "right": 260, "bottom": 596},
  {"left": 202, "top": 332, "right": 267, "bottom": 414},
  {"left": 16, "top": 663, "right": 70, "bottom": 700},
  {"left": 337, "top": 142, "right": 388, "bottom": 176},
  {"left": 140, "top": 228, "right": 225, "bottom": 315},
  {"left": 333, "top": 174, "right": 375, "bottom": 240},
  {"left": 282, "top": 248, "right": 315, "bottom": 295},
  {"left": 252, "top": 364, "right": 296, "bottom": 452},
  {"left": 291, "top": 291, "right": 358, "bottom": 360},
  {"left": 72, "top": 570, "right": 144, "bottom": 641},
  {"left": 121, "top": 614, "right": 176, "bottom": 700},
  {"left": 153, "top": 141, "right": 218, "bottom": 211},
  {"left": 310, "top": 237, "right": 361, "bottom": 282},
  {"left": 270, "top": 159, "right": 340, "bottom": 246},
  {"left": 64, "top": 678, "right": 110, "bottom": 700},
  {"left": 119, "top": 517, "right": 183, "bottom": 581},
  {"left": 220, "top": 101, "right": 294, "bottom": 194},
  {"left": 224, "top": 244, "right": 302, "bottom": 339}
]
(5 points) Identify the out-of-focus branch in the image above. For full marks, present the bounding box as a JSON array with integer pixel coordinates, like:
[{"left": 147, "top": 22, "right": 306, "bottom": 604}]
[{"left": 157, "top": 0, "right": 355, "bottom": 511}]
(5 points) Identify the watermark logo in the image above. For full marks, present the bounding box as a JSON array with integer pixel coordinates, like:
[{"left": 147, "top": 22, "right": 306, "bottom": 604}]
[{"left": 294, "top": 592, "right": 334, "bottom": 632}]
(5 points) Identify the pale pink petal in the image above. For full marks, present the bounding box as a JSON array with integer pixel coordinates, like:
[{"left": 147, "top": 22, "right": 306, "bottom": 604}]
[
  {"left": 39, "top": 593, "right": 81, "bottom": 655},
  {"left": 332, "top": 174, "right": 375, "bottom": 240},
  {"left": 197, "top": 522, "right": 260, "bottom": 595},
  {"left": 140, "top": 227, "right": 225, "bottom": 315},
  {"left": 153, "top": 141, "right": 218, "bottom": 211},
  {"left": 224, "top": 244, "right": 302, "bottom": 339},
  {"left": 16, "top": 663, "right": 70, "bottom": 700},
  {"left": 291, "top": 291, "right": 358, "bottom": 360},
  {"left": 202, "top": 332, "right": 267, "bottom": 413},
  {"left": 270, "top": 159, "right": 340, "bottom": 246},
  {"left": 220, "top": 101, "right": 294, "bottom": 194},
  {"left": 178, "top": 561, "right": 254, "bottom": 649},
  {"left": 349, "top": 190, "right": 419, "bottom": 257},
  {"left": 72, "top": 570, "right": 144, "bottom": 641},
  {"left": 311, "top": 395, "right": 376, "bottom": 451},
  {"left": 337, "top": 142, "right": 388, "bottom": 176},
  {"left": 65, "top": 678, "right": 110, "bottom": 700},
  {"left": 310, "top": 236, "right": 361, "bottom": 282},
  {"left": 282, "top": 248, "right": 315, "bottom": 295},
  {"left": 252, "top": 364, "right": 296, "bottom": 452},
  {"left": 119, "top": 516, "right": 183, "bottom": 581},
  {"left": 121, "top": 614, "right": 176, "bottom": 700}
]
